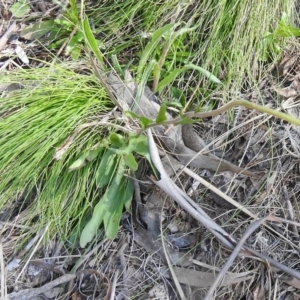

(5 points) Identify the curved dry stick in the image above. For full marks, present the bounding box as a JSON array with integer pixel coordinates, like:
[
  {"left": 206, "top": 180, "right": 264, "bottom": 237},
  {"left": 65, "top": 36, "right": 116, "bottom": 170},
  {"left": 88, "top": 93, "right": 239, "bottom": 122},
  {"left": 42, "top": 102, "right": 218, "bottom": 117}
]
[{"left": 203, "top": 217, "right": 267, "bottom": 300}]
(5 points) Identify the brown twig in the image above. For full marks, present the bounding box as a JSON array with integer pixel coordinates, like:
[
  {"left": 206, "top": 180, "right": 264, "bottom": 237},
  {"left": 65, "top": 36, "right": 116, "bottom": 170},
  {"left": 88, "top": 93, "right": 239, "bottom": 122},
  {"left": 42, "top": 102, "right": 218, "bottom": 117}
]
[
  {"left": 203, "top": 217, "right": 268, "bottom": 300},
  {"left": 8, "top": 274, "right": 76, "bottom": 300},
  {"left": 116, "top": 243, "right": 129, "bottom": 299}
]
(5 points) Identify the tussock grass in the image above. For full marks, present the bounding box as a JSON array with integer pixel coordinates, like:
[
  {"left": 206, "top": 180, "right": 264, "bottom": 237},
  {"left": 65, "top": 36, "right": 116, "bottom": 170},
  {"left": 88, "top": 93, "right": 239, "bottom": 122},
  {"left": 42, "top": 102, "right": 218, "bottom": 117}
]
[{"left": 0, "top": 61, "right": 112, "bottom": 246}]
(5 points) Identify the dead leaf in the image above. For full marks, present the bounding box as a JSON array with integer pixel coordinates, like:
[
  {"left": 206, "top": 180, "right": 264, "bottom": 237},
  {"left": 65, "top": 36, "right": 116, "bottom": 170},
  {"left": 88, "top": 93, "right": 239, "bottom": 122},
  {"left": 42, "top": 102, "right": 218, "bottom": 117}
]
[
  {"left": 279, "top": 55, "right": 297, "bottom": 77},
  {"left": 162, "top": 267, "right": 253, "bottom": 287}
]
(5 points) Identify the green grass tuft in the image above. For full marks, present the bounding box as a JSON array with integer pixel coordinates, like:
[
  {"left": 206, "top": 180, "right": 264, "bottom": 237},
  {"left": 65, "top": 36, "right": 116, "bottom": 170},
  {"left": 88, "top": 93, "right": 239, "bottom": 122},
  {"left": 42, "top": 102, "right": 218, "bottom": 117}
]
[{"left": 0, "top": 61, "right": 112, "bottom": 245}]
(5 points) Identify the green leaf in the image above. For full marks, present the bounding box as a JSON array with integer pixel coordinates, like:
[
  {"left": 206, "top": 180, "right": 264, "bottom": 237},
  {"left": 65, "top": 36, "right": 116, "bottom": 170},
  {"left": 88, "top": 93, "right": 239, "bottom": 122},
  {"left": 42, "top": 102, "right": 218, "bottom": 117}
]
[
  {"left": 275, "top": 20, "right": 300, "bottom": 37},
  {"left": 183, "top": 64, "right": 222, "bottom": 84},
  {"left": 65, "top": 31, "right": 83, "bottom": 56},
  {"left": 20, "top": 20, "right": 57, "bottom": 40},
  {"left": 156, "top": 103, "right": 167, "bottom": 123},
  {"left": 86, "top": 148, "right": 102, "bottom": 162},
  {"left": 152, "top": 60, "right": 160, "bottom": 88},
  {"left": 81, "top": 162, "right": 127, "bottom": 245},
  {"left": 176, "top": 117, "right": 195, "bottom": 125},
  {"left": 157, "top": 64, "right": 222, "bottom": 92},
  {"left": 124, "top": 111, "right": 141, "bottom": 119},
  {"left": 96, "top": 149, "right": 118, "bottom": 188},
  {"left": 139, "top": 116, "right": 153, "bottom": 128},
  {"left": 69, "top": 154, "right": 86, "bottom": 171},
  {"left": 124, "top": 111, "right": 153, "bottom": 128},
  {"left": 110, "top": 133, "right": 125, "bottom": 148},
  {"left": 165, "top": 101, "right": 183, "bottom": 109},
  {"left": 135, "top": 60, "right": 157, "bottom": 107},
  {"left": 124, "top": 178, "right": 134, "bottom": 211},
  {"left": 70, "top": 45, "right": 81, "bottom": 59},
  {"left": 9, "top": 0, "right": 30, "bottom": 18},
  {"left": 82, "top": 16, "right": 104, "bottom": 67},
  {"left": 80, "top": 199, "right": 106, "bottom": 247},
  {"left": 171, "top": 87, "right": 186, "bottom": 107},
  {"left": 124, "top": 153, "right": 138, "bottom": 171},
  {"left": 170, "top": 26, "right": 198, "bottom": 42},
  {"left": 104, "top": 207, "right": 123, "bottom": 239},
  {"left": 103, "top": 176, "right": 127, "bottom": 239},
  {"left": 137, "top": 24, "right": 173, "bottom": 81}
]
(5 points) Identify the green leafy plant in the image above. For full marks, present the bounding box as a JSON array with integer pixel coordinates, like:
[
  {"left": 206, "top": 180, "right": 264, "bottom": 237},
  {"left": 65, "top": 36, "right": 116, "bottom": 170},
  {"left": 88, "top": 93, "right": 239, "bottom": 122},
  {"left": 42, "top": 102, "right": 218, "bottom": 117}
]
[
  {"left": 9, "top": 0, "right": 30, "bottom": 18},
  {"left": 261, "top": 12, "right": 300, "bottom": 61},
  {"left": 136, "top": 23, "right": 221, "bottom": 95},
  {"left": 69, "top": 132, "right": 151, "bottom": 247}
]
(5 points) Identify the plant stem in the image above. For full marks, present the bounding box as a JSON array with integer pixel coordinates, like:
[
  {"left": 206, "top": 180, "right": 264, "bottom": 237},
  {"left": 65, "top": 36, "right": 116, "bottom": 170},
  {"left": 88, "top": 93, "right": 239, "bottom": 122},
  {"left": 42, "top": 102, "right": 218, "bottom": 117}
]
[{"left": 143, "top": 99, "right": 300, "bottom": 131}]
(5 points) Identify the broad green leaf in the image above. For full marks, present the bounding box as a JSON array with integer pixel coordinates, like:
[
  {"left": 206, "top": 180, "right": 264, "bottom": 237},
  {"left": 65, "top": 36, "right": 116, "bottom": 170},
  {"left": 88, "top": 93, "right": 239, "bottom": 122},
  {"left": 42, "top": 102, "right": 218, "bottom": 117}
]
[
  {"left": 124, "top": 178, "right": 134, "bottom": 211},
  {"left": 70, "top": 45, "right": 81, "bottom": 59},
  {"left": 139, "top": 116, "right": 153, "bottom": 129},
  {"left": 103, "top": 176, "right": 128, "bottom": 239},
  {"left": 65, "top": 31, "right": 83, "bottom": 56},
  {"left": 96, "top": 149, "right": 118, "bottom": 188},
  {"left": 134, "top": 140, "right": 150, "bottom": 158},
  {"left": 124, "top": 111, "right": 141, "bottom": 119},
  {"left": 9, "top": 0, "right": 30, "bottom": 18},
  {"left": 85, "top": 148, "right": 102, "bottom": 162},
  {"left": 124, "top": 111, "right": 153, "bottom": 128},
  {"left": 110, "top": 148, "right": 130, "bottom": 155},
  {"left": 129, "top": 134, "right": 148, "bottom": 144},
  {"left": 80, "top": 199, "right": 106, "bottom": 247},
  {"left": 81, "top": 165, "right": 127, "bottom": 245},
  {"left": 20, "top": 20, "right": 57, "bottom": 40},
  {"left": 82, "top": 16, "right": 104, "bottom": 66},
  {"left": 131, "top": 135, "right": 152, "bottom": 163},
  {"left": 157, "top": 68, "right": 182, "bottom": 91},
  {"left": 157, "top": 64, "right": 222, "bottom": 92},
  {"left": 102, "top": 165, "right": 126, "bottom": 211},
  {"left": 124, "top": 153, "right": 138, "bottom": 171},
  {"left": 171, "top": 87, "right": 186, "bottom": 106},
  {"left": 69, "top": 154, "right": 86, "bottom": 171},
  {"left": 104, "top": 206, "right": 123, "bottom": 239},
  {"left": 156, "top": 103, "right": 167, "bottom": 123},
  {"left": 276, "top": 21, "right": 300, "bottom": 37},
  {"left": 110, "top": 133, "right": 125, "bottom": 148},
  {"left": 137, "top": 24, "right": 173, "bottom": 81}
]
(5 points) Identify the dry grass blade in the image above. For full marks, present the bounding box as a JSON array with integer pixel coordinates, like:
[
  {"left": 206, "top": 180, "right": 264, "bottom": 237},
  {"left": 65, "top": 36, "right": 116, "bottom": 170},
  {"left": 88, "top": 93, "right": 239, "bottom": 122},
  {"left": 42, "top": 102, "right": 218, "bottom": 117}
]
[
  {"left": 184, "top": 167, "right": 300, "bottom": 252},
  {"left": 0, "top": 241, "right": 7, "bottom": 300},
  {"left": 0, "top": 22, "right": 18, "bottom": 51}
]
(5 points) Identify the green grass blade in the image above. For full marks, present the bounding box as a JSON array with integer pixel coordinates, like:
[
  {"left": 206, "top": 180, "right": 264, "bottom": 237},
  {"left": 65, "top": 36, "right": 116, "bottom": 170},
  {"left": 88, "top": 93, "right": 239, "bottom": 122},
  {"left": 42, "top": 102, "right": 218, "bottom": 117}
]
[
  {"left": 137, "top": 24, "right": 173, "bottom": 81},
  {"left": 157, "top": 64, "right": 222, "bottom": 92},
  {"left": 82, "top": 16, "right": 104, "bottom": 67}
]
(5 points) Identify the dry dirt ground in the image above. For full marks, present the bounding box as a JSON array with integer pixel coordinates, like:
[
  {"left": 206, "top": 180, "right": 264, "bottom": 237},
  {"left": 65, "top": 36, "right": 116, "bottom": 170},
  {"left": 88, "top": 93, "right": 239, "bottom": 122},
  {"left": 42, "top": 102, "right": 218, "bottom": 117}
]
[{"left": 3, "top": 2, "right": 300, "bottom": 300}]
